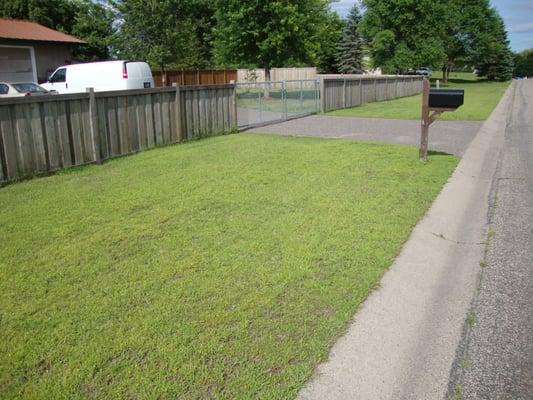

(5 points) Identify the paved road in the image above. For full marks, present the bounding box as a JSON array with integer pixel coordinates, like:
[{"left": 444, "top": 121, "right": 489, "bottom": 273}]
[
  {"left": 249, "top": 115, "right": 482, "bottom": 156},
  {"left": 448, "top": 80, "right": 533, "bottom": 399}
]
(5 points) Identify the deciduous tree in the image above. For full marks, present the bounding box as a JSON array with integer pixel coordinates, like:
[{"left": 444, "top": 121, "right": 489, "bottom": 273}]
[
  {"left": 112, "top": 0, "right": 205, "bottom": 79},
  {"left": 308, "top": 9, "right": 344, "bottom": 73},
  {"left": 212, "top": 0, "right": 333, "bottom": 80},
  {"left": 514, "top": 49, "right": 533, "bottom": 77},
  {"left": 360, "top": 0, "right": 448, "bottom": 74},
  {"left": 441, "top": 0, "right": 513, "bottom": 82}
]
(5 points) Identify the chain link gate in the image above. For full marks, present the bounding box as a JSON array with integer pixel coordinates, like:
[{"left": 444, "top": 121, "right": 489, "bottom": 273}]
[{"left": 236, "top": 79, "right": 320, "bottom": 129}]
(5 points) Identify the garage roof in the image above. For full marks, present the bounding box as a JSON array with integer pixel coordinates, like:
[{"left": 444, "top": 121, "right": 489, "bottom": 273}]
[{"left": 0, "top": 18, "right": 85, "bottom": 44}]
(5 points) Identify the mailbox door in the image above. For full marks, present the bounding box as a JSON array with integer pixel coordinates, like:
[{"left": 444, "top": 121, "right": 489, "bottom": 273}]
[{"left": 429, "top": 89, "right": 464, "bottom": 108}]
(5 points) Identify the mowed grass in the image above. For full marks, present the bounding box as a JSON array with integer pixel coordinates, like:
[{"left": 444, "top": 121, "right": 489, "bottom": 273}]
[
  {"left": 328, "top": 72, "right": 510, "bottom": 121},
  {"left": 0, "top": 134, "right": 458, "bottom": 399}
]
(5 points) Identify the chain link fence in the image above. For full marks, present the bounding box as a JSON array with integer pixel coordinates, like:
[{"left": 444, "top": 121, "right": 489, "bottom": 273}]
[{"left": 236, "top": 79, "right": 319, "bottom": 129}]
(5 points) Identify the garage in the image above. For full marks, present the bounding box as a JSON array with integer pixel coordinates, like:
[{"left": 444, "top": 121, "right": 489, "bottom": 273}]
[
  {"left": 0, "top": 45, "right": 37, "bottom": 82},
  {"left": 0, "top": 18, "right": 83, "bottom": 83}
]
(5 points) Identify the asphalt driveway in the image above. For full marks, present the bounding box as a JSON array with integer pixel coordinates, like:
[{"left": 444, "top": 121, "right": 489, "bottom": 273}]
[{"left": 249, "top": 115, "right": 482, "bottom": 156}]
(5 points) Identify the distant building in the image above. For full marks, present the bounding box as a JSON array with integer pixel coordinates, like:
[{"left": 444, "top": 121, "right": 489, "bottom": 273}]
[{"left": 0, "top": 18, "right": 84, "bottom": 83}]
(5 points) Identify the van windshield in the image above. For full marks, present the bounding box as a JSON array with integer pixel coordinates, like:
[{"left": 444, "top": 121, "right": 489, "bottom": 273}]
[{"left": 50, "top": 68, "right": 66, "bottom": 83}]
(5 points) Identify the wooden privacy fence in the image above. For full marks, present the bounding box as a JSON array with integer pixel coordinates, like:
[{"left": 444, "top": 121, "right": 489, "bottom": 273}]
[
  {"left": 0, "top": 84, "right": 236, "bottom": 183},
  {"left": 319, "top": 75, "right": 424, "bottom": 112},
  {"left": 153, "top": 70, "right": 237, "bottom": 87}
]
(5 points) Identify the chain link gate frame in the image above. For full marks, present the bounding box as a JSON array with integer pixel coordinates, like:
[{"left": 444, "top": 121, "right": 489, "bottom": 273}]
[{"left": 236, "top": 79, "right": 320, "bottom": 129}]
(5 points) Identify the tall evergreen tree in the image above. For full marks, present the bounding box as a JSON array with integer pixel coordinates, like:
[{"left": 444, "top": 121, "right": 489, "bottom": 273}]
[
  {"left": 474, "top": 12, "right": 514, "bottom": 81},
  {"left": 336, "top": 4, "right": 364, "bottom": 74}
]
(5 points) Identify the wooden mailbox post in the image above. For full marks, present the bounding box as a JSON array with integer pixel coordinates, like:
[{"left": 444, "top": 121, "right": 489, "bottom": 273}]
[{"left": 420, "top": 79, "right": 464, "bottom": 160}]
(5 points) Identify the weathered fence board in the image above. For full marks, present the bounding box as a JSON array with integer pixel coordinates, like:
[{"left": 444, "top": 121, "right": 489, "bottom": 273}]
[
  {"left": 154, "top": 69, "right": 237, "bottom": 87},
  {"left": 0, "top": 84, "right": 236, "bottom": 183},
  {"left": 319, "top": 75, "right": 423, "bottom": 113}
]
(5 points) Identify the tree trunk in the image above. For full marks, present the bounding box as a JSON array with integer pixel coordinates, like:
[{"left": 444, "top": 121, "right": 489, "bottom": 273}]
[
  {"left": 161, "top": 65, "right": 167, "bottom": 87},
  {"left": 442, "top": 61, "right": 453, "bottom": 84},
  {"left": 264, "top": 65, "right": 271, "bottom": 98}
]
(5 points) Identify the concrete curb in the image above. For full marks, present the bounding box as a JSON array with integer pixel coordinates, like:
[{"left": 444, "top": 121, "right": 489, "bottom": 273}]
[{"left": 298, "top": 82, "right": 516, "bottom": 400}]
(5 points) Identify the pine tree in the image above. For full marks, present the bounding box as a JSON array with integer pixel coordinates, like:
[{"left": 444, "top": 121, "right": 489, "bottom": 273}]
[
  {"left": 474, "top": 14, "right": 514, "bottom": 81},
  {"left": 336, "top": 4, "right": 364, "bottom": 74}
]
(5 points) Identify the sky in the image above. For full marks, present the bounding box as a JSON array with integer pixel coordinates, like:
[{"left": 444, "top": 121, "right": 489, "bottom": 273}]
[{"left": 331, "top": 0, "right": 533, "bottom": 52}]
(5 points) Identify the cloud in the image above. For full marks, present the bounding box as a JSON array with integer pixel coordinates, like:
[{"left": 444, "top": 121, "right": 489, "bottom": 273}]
[
  {"left": 509, "top": 23, "right": 533, "bottom": 34},
  {"left": 331, "top": 0, "right": 361, "bottom": 16}
]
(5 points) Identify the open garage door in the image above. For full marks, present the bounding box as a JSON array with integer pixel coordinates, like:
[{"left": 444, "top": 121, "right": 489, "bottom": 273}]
[{"left": 0, "top": 46, "right": 37, "bottom": 82}]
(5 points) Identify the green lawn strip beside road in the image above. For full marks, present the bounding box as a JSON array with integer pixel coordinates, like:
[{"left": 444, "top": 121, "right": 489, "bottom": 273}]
[
  {"left": 328, "top": 72, "right": 510, "bottom": 121},
  {"left": 0, "top": 134, "right": 457, "bottom": 399}
]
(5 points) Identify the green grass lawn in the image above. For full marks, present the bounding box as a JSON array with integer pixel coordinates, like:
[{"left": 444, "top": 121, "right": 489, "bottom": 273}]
[
  {"left": 0, "top": 134, "right": 458, "bottom": 399},
  {"left": 328, "top": 72, "right": 510, "bottom": 121}
]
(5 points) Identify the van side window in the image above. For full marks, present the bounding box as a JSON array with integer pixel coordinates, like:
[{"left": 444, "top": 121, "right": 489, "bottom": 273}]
[
  {"left": 50, "top": 68, "right": 66, "bottom": 83},
  {"left": 0, "top": 84, "right": 8, "bottom": 94}
]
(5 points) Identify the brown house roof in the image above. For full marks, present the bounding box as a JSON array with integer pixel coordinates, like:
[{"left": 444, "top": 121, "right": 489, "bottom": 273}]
[{"left": 0, "top": 18, "right": 84, "bottom": 44}]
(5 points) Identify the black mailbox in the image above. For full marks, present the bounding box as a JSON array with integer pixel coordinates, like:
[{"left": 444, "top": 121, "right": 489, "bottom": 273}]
[{"left": 429, "top": 89, "right": 464, "bottom": 109}]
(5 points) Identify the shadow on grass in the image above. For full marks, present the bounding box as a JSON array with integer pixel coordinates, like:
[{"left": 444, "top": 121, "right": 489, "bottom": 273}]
[
  {"left": 430, "top": 78, "right": 491, "bottom": 85},
  {"left": 428, "top": 150, "right": 454, "bottom": 157}
]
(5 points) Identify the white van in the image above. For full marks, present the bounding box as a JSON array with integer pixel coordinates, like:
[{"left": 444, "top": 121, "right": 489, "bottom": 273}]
[{"left": 41, "top": 60, "right": 154, "bottom": 94}]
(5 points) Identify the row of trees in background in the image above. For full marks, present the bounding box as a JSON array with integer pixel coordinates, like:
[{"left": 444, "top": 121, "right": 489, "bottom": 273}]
[
  {"left": 361, "top": 0, "right": 515, "bottom": 81},
  {"left": 513, "top": 50, "right": 533, "bottom": 77},
  {"left": 0, "top": 0, "right": 526, "bottom": 81}
]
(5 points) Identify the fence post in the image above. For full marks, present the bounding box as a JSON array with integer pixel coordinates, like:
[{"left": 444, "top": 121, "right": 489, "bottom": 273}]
[
  {"left": 343, "top": 78, "right": 347, "bottom": 109},
  {"left": 315, "top": 78, "right": 320, "bottom": 114},
  {"left": 87, "top": 87, "right": 101, "bottom": 164},
  {"left": 172, "top": 83, "right": 183, "bottom": 142},
  {"left": 299, "top": 79, "right": 304, "bottom": 112},
  {"left": 359, "top": 78, "right": 363, "bottom": 105},
  {"left": 232, "top": 82, "right": 238, "bottom": 130},
  {"left": 374, "top": 78, "right": 377, "bottom": 101},
  {"left": 396, "top": 78, "right": 399, "bottom": 98},
  {"left": 282, "top": 80, "right": 287, "bottom": 120},
  {"left": 320, "top": 77, "right": 326, "bottom": 113},
  {"left": 420, "top": 78, "right": 430, "bottom": 160}
]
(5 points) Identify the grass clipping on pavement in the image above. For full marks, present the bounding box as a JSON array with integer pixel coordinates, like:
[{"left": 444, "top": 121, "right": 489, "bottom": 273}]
[{"left": 0, "top": 134, "right": 458, "bottom": 399}]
